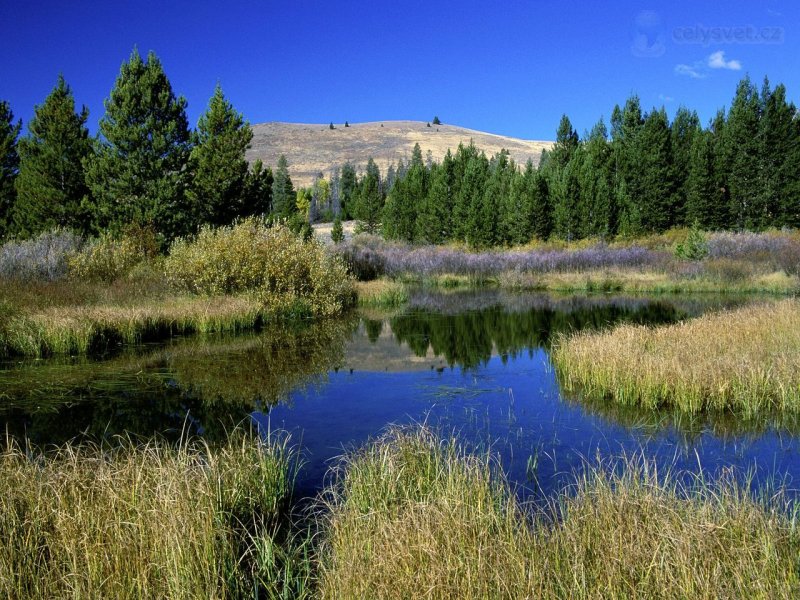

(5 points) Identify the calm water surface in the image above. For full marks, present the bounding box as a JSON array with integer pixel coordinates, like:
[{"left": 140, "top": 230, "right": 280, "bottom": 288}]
[{"left": 2, "top": 290, "right": 797, "bottom": 499}]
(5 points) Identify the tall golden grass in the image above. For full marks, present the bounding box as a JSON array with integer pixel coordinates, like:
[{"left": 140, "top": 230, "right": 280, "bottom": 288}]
[
  {"left": 316, "top": 427, "right": 800, "bottom": 599},
  {"left": 0, "top": 429, "right": 308, "bottom": 599},
  {"left": 552, "top": 299, "right": 800, "bottom": 416}
]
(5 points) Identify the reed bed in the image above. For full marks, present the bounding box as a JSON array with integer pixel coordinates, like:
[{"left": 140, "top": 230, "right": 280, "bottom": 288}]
[
  {"left": 0, "top": 295, "right": 264, "bottom": 357},
  {"left": 316, "top": 427, "right": 800, "bottom": 599},
  {"left": 0, "top": 430, "right": 305, "bottom": 599},
  {"left": 552, "top": 299, "right": 800, "bottom": 416},
  {"left": 355, "top": 279, "right": 409, "bottom": 307}
]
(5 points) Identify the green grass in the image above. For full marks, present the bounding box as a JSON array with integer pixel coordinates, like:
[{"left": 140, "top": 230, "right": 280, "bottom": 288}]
[
  {"left": 316, "top": 426, "right": 800, "bottom": 599},
  {"left": 552, "top": 299, "right": 800, "bottom": 417},
  {"left": 0, "top": 428, "right": 309, "bottom": 599}
]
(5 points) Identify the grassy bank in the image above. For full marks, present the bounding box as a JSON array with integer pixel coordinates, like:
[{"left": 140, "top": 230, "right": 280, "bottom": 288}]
[
  {"left": 318, "top": 427, "right": 799, "bottom": 599},
  {"left": 0, "top": 430, "right": 308, "bottom": 599},
  {"left": 3, "top": 426, "right": 798, "bottom": 598},
  {"left": 0, "top": 221, "right": 356, "bottom": 357},
  {"left": 553, "top": 299, "right": 800, "bottom": 416}
]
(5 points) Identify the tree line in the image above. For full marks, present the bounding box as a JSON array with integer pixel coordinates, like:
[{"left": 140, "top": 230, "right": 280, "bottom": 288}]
[
  {"left": 2, "top": 52, "right": 798, "bottom": 248},
  {"left": 345, "top": 76, "right": 799, "bottom": 246},
  {"left": 0, "top": 49, "right": 301, "bottom": 244}
]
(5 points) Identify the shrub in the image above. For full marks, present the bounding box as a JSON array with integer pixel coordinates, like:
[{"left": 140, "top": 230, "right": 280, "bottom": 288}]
[
  {"left": 0, "top": 230, "right": 83, "bottom": 281},
  {"left": 68, "top": 225, "right": 158, "bottom": 283},
  {"left": 675, "top": 222, "right": 709, "bottom": 261},
  {"left": 331, "top": 217, "right": 344, "bottom": 244},
  {"left": 165, "top": 218, "right": 355, "bottom": 318}
]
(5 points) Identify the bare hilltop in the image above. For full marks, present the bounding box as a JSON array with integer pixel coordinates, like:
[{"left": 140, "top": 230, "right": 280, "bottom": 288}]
[{"left": 246, "top": 120, "right": 552, "bottom": 187}]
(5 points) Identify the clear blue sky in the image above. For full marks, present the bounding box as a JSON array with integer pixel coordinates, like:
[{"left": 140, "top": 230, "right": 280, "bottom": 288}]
[{"left": 1, "top": 1, "right": 797, "bottom": 140}]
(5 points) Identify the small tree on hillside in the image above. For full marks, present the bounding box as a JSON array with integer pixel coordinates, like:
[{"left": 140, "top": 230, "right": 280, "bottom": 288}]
[
  {"left": 331, "top": 215, "right": 344, "bottom": 243},
  {"left": 432, "top": 116, "right": 441, "bottom": 125}
]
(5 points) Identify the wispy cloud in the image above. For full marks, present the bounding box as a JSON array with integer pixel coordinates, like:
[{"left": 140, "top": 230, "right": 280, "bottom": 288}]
[
  {"left": 675, "top": 51, "right": 742, "bottom": 79},
  {"left": 708, "top": 50, "right": 742, "bottom": 70},
  {"left": 675, "top": 63, "right": 706, "bottom": 79},
  {"left": 658, "top": 94, "right": 675, "bottom": 103}
]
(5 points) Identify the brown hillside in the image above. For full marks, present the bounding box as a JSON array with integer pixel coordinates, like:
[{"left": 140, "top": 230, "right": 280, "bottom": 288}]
[{"left": 246, "top": 120, "right": 552, "bottom": 187}]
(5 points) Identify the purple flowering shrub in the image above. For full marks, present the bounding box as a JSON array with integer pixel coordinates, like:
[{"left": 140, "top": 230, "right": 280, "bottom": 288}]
[{"left": 335, "top": 235, "right": 667, "bottom": 280}]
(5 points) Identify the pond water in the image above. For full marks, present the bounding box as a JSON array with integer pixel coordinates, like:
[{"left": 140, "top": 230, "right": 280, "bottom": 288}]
[{"left": 2, "top": 289, "right": 799, "bottom": 500}]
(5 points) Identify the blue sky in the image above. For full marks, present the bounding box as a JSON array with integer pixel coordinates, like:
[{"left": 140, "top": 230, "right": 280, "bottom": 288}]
[{"left": 1, "top": 1, "right": 797, "bottom": 140}]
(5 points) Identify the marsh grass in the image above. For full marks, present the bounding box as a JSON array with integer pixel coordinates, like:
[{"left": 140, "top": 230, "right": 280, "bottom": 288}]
[
  {"left": 553, "top": 299, "right": 800, "bottom": 416},
  {"left": 355, "top": 279, "right": 409, "bottom": 307},
  {"left": 316, "top": 426, "right": 800, "bottom": 599},
  {"left": 0, "top": 428, "right": 306, "bottom": 599},
  {"left": 0, "top": 294, "right": 265, "bottom": 357}
]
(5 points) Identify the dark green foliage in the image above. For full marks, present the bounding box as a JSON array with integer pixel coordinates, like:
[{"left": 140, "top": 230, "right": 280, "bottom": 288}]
[
  {"left": 241, "top": 160, "right": 273, "bottom": 217},
  {"left": 723, "top": 76, "right": 762, "bottom": 229},
  {"left": 330, "top": 122, "right": 335, "bottom": 130},
  {"left": 84, "top": 49, "right": 191, "bottom": 241},
  {"left": 633, "top": 108, "right": 675, "bottom": 232},
  {"left": 354, "top": 158, "right": 382, "bottom": 234},
  {"left": 187, "top": 84, "right": 253, "bottom": 227},
  {"left": 670, "top": 107, "right": 701, "bottom": 226},
  {"left": 0, "top": 100, "right": 22, "bottom": 240},
  {"left": 271, "top": 154, "right": 295, "bottom": 219},
  {"left": 758, "top": 81, "right": 797, "bottom": 228},
  {"left": 339, "top": 162, "right": 357, "bottom": 219},
  {"left": 13, "top": 76, "right": 92, "bottom": 238},
  {"left": 577, "top": 120, "right": 615, "bottom": 238},
  {"left": 432, "top": 116, "right": 441, "bottom": 125},
  {"left": 686, "top": 130, "right": 725, "bottom": 229},
  {"left": 345, "top": 121, "right": 350, "bottom": 128},
  {"left": 331, "top": 215, "right": 344, "bottom": 243}
]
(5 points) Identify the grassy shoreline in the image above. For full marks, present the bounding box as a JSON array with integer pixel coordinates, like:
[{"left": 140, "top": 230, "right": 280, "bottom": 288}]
[
  {"left": 553, "top": 299, "right": 800, "bottom": 416},
  {"left": 4, "top": 426, "right": 798, "bottom": 598}
]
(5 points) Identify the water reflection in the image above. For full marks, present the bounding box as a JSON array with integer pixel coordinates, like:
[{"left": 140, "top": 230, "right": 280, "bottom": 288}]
[{"left": 0, "top": 317, "right": 357, "bottom": 444}]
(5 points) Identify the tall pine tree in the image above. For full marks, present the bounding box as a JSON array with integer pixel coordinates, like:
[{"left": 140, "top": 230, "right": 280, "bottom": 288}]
[
  {"left": 354, "top": 158, "right": 382, "bottom": 233},
  {"left": 84, "top": 49, "right": 191, "bottom": 240},
  {"left": 188, "top": 84, "right": 253, "bottom": 227},
  {"left": 271, "top": 154, "right": 295, "bottom": 218},
  {"left": 0, "top": 100, "right": 21, "bottom": 240},
  {"left": 14, "top": 75, "right": 92, "bottom": 237}
]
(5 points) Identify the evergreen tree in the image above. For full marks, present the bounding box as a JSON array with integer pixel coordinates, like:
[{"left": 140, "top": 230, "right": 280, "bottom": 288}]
[
  {"left": 416, "top": 159, "right": 451, "bottom": 243},
  {"left": 670, "top": 107, "right": 701, "bottom": 226},
  {"left": 685, "top": 129, "right": 724, "bottom": 228},
  {"left": 84, "top": 48, "right": 191, "bottom": 240},
  {"left": 187, "top": 84, "right": 253, "bottom": 227},
  {"left": 757, "top": 81, "right": 797, "bottom": 227},
  {"left": 0, "top": 100, "right": 22, "bottom": 240},
  {"left": 339, "top": 162, "right": 357, "bottom": 218},
  {"left": 550, "top": 114, "right": 579, "bottom": 169},
  {"left": 241, "top": 159, "right": 272, "bottom": 217},
  {"left": 611, "top": 96, "right": 644, "bottom": 235},
  {"left": 546, "top": 116, "right": 581, "bottom": 240},
  {"left": 331, "top": 214, "right": 344, "bottom": 243},
  {"left": 501, "top": 164, "right": 531, "bottom": 245},
  {"left": 577, "top": 119, "right": 615, "bottom": 237},
  {"left": 529, "top": 162, "right": 552, "bottom": 240},
  {"left": 432, "top": 116, "right": 441, "bottom": 125},
  {"left": 13, "top": 76, "right": 92, "bottom": 237},
  {"left": 633, "top": 108, "right": 675, "bottom": 232},
  {"left": 354, "top": 158, "right": 382, "bottom": 233},
  {"left": 459, "top": 150, "right": 490, "bottom": 246},
  {"left": 723, "top": 76, "right": 762, "bottom": 229},
  {"left": 271, "top": 154, "right": 295, "bottom": 218}
]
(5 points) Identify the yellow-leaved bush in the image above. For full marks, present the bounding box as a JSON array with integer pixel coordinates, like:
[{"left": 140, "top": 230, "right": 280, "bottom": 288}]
[{"left": 165, "top": 219, "right": 356, "bottom": 318}]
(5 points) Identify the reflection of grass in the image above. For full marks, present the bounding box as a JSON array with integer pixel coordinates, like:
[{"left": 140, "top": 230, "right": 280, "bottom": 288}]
[
  {"left": 553, "top": 299, "right": 800, "bottom": 417},
  {"left": 0, "top": 318, "right": 356, "bottom": 442},
  {"left": 0, "top": 429, "right": 309, "bottom": 598},
  {"left": 317, "top": 426, "right": 800, "bottom": 599}
]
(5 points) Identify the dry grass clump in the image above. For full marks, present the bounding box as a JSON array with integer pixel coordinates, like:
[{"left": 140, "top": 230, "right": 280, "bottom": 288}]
[
  {"left": 553, "top": 299, "right": 800, "bottom": 416},
  {"left": 317, "top": 427, "right": 534, "bottom": 599},
  {"left": 0, "top": 429, "right": 299, "bottom": 599},
  {"left": 355, "top": 279, "right": 409, "bottom": 307},
  {"left": 316, "top": 427, "right": 800, "bottom": 599}
]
